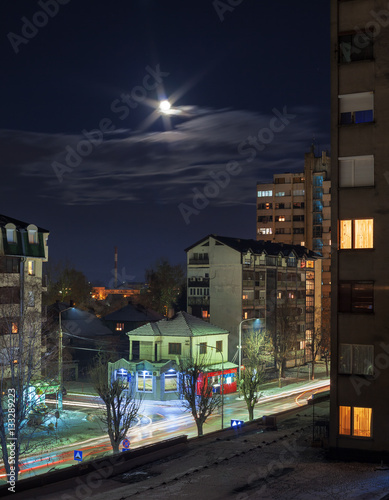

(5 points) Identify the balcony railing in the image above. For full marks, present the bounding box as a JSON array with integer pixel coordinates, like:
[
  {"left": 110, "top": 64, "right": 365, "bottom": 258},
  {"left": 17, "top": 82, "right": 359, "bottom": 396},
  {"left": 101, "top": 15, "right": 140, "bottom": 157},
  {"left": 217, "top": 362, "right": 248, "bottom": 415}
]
[
  {"left": 188, "top": 278, "right": 210, "bottom": 287},
  {"left": 188, "top": 296, "right": 210, "bottom": 306},
  {"left": 189, "top": 258, "right": 209, "bottom": 265}
]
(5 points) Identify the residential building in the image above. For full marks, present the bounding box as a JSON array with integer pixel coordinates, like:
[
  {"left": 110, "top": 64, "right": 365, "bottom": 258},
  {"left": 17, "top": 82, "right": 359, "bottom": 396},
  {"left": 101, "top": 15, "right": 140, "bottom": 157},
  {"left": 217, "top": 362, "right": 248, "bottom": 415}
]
[
  {"left": 103, "top": 301, "right": 163, "bottom": 358},
  {"left": 330, "top": 0, "right": 389, "bottom": 457},
  {"left": 109, "top": 311, "right": 236, "bottom": 401},
  {"left": 185, "top": 234, "right": 321, "bottom": 362},
  {"left": 0, "top": 214, "right": 49, "bottom": 385},
  {"left": 256, "top": 149, "right": 331, "bottom": 334},
  {"left": 47, "top": 301, "right": 116, "bottom": 380}
]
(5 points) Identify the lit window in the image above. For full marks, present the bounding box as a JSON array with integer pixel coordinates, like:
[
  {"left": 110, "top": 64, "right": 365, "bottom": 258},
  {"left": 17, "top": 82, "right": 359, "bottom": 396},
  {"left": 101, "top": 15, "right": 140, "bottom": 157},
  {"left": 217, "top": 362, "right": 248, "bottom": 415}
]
[
  {"left": 293, "top": 189, "right": 305, "bottom": 196},
  {"left": 258, "top": 228, "right": 272, "bottom": 235},
  {"left": 242, "top": 294, "right": 248, "bottom": 300},
  {"left": 137, "top": 372, "right": 153, "bottom": 392},
  {"left": 339, "top": 406, "right": 351, "bottom": 435},
  {"left": 202, "top": 310, "right": 210, "bottom": 319},
  {"left": 28, "top": 230, "right": 38, "bottom": 244},
  {"left": 244, "top": 311, "right": 248, "bottom": 319},
  {"left": 11, "top": 322, "right": 18, "bottom": 334},
  {"left": 340, "top": 219, "right": 373, "bottom": 249},
  {"left": 339, "top": 156, "right": 374, "bottom": 187},
  {"left": 6, "top": 228, "right": 16, "bottom": 244},
  {"left": 275, "top": 192, "right": 285, "bottom": 197},
  {"left": 257, "top": 190, "right": 273, "bottom": 198},
  {"left": 27, "top": 261, "right": 35, "bottom": 276},
  {"left": 116, "top": 322, "right": 124, "bottom": 331},
  {"left": 339, "top": 406, "right": 372, "bottom": 437},
  {"left": 339, "top": 92, "right": 374, "bottom": 124},
  {"left": 164, "top": 372, "right": 177, "bottom": 392}
]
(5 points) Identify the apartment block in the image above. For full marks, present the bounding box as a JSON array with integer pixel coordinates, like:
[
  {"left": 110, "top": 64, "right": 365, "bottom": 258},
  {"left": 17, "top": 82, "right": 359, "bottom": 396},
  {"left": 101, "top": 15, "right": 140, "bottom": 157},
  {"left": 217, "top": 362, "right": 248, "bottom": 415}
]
[
  {"left": 330, "top": 0, "right": 389, "bottom": 457},
  {"left": 186, "top": 234, "right": 321, "bottom": 362},
  {"left": 256, "top": 149, "right": 331, "bottom": 333},
  {"left": 0, "top": 214, "right": 49, "bottom": 386}
]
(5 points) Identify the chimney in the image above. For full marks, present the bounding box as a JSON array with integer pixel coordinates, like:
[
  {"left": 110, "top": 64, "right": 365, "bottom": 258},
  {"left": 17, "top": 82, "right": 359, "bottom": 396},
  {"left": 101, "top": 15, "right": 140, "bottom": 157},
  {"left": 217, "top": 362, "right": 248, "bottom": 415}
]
[{"left": 167, "top": 308, "right": 175, "bottom": 320}]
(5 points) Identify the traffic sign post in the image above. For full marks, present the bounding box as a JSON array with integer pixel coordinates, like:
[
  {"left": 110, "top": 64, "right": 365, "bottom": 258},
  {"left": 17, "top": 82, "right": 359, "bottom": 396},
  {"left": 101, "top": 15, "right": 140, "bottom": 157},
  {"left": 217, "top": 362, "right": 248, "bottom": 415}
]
[
  {"left": 122, "top": 438, "right": 130, "bottom": 450},
  {"left": 231, "top": 419, "right": 244, "bottom": 428},
  {"left": 74, "top": 450, "right": 83, "bottom": 461}
]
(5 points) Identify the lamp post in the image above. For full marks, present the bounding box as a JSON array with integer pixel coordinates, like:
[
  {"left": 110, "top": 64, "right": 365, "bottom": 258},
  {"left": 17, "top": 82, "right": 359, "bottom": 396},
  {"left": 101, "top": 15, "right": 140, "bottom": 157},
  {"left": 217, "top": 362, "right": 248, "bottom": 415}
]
[{"left": 58, "top": 305, "right": 73, "bottom": 411}]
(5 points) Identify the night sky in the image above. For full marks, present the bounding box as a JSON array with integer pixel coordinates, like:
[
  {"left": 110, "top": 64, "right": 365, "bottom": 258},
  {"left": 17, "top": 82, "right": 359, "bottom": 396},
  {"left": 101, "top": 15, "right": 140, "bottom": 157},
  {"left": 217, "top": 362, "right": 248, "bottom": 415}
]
[{"left": 0, "top": 0, "right": 330, "bottom": 285}]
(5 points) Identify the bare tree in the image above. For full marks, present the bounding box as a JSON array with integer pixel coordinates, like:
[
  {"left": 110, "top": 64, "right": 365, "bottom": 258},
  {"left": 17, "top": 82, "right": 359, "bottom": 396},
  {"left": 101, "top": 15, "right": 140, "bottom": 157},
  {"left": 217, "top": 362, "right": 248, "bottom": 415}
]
[
  {"left": 240, "top": 330, "right": 272, "bottom": 421},
  {"left": 271, "top": 298, "right": 300, "bottom": 387},
  {"left": 178, "top": 356, "right": 221, "bottom": 437},
  {"left": 306, "top": 326, "right": 323, "bottom": 380},
  {"left": 90, "top": 353, "right": 142, "bottom": 453},
  {"left": 0, "top": 305, "right": 54, "bottom": 482}
]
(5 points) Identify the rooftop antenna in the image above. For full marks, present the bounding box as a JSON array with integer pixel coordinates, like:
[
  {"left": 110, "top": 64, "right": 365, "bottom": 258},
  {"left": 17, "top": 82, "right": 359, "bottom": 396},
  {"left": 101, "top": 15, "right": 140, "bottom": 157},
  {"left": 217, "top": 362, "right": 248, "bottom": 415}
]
[{"left": 114, "top": 246, "right": 118, "bottom": 288}]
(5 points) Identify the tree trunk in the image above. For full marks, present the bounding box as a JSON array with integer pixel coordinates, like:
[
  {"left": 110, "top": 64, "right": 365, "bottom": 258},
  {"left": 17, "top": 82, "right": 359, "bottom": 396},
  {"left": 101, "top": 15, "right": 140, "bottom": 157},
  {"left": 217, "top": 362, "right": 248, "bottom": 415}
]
[
  {"left": 325, "top": 356, "right": 329, "bottom": 377},
  {"left": 248, "top": 405, "right": 254, "bottom": 421},
  {"left": 196, "top": 420, "right": 203, "bottom": 437},
  {"left": 311, "top": 360, "right": 315, "bottom": 380},
  {"left": 111, "top": 437, "right": 120, "bottom": 454},
  {"left": 278, "top": 363, "right": 282, "bottom": 388}
]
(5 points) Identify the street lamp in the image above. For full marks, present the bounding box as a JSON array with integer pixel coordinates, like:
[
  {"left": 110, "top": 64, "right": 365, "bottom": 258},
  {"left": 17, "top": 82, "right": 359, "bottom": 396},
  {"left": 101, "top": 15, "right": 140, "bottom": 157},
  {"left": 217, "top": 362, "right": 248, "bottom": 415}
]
[
  {"left": 238, "top": 318, "right": 262, "bottom": 381},
  {"left": 58, "top": 304, "right": 73, "bottom": 411}
]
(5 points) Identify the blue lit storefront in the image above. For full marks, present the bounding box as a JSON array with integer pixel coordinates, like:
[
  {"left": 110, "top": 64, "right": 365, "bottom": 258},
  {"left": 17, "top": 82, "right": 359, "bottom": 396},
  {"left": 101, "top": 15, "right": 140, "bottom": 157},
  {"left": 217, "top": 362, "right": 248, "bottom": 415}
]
[{"left": 109, "top": 358, "right": 180, "bottom": 401}]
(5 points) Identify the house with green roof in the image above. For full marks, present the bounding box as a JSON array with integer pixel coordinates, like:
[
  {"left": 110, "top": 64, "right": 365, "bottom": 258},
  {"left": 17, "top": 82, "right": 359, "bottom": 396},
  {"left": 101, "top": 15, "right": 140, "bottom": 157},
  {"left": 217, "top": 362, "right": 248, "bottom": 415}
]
[{"left": 109, "top": 311, "right": 237, "bottom": 401}]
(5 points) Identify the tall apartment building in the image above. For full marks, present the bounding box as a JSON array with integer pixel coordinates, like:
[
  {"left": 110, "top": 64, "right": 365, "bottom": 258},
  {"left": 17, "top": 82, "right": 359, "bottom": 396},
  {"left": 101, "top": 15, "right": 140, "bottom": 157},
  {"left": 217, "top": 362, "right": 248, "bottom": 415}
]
[
  {"left": 186, "top": 234, "right": 321, "bottom": 361},
  {"left": 0, "top": 214, "right": 49, "bottom": 387},
  {"left": 256, "top": 149, "right": 331, "bottom": 333},
  {"left": 330, "top": 1, "right": 389, "bottom": 457}
]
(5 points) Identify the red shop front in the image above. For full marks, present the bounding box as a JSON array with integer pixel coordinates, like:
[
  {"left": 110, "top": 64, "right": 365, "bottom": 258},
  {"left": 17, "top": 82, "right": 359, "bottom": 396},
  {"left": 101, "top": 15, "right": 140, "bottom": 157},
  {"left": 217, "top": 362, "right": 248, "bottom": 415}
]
[{"left": 197, "top": 363, "right": 238, "bottom": 395}]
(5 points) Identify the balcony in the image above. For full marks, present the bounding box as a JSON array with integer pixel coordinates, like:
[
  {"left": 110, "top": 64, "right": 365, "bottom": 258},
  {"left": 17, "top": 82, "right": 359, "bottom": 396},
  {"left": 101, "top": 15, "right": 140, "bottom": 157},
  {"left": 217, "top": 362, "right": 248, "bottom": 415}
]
[
  {"left": 188, "top": 277, "right": 210, "bottom": 287},
  {"left": 189, "top": 258, "right": 209, "bottom": 265},
  {"left": 188, "top": 296, "right": 210, "bottom": 306}
]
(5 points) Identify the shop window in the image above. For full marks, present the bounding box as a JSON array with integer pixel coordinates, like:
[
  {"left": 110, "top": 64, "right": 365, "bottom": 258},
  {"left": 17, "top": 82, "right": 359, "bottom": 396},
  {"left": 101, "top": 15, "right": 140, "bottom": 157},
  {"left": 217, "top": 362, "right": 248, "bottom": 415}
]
[
  {"left": 340, "top": 219, "right": 373, "bottom": 249},
  {"left": 339, "top": 156, "right": 374, "bottom": 187},
  {"left": 339, "top": 406, "right": 372, "bottom": 437},
  {"left": 339, "top": 344, "right": 374, "bottom": 375},
  {"left": 338, "top": 281, "right": 374, "bottom": 313},
  {"left": 137, "top": 371, "right": 153, "bottom": 392},
  {"left": 164, "top": 371, "right": 177, "bottom": 392}
]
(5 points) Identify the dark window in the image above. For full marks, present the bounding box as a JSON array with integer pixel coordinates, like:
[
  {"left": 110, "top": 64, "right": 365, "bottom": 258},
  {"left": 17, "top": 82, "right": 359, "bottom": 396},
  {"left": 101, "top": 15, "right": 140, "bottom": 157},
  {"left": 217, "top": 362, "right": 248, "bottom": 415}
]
[
  {"left": 293, "top": 202, "right": 305, "bottom": 209},
  {"left": 339, "top": 33, "right": 373, "bottom": 63},
  {"left": 0, "top": 257, "right": 20, "bottom": 274},
  {"left": 275, "top": 203, "right": 285, "bottom": 209},
  {"left": 339, "top": 344, "right": 374, "bottom": 375},
  {"left": 258, "top": 216, "right": 272, "bottom": 223},
  {"left": 199, "top": 342, "right": 207, "bottom": 355},
  {"left": 168, "top": 343, "right": 182, "bottom": 355},
  {"left": 0, "top": 287, "right": 20, "bottom": 304},
  {"left": 339, "top": 281, "right": 374, "bottom": 313},
  {"left": 293, "top": 215, "right": 304, "bottom": 222},
  {"left": 216, "top": 340, "right": 223, "bottom": 352},
  {"left": 293, "top": 228, "right": 304, "bottom": 234}
]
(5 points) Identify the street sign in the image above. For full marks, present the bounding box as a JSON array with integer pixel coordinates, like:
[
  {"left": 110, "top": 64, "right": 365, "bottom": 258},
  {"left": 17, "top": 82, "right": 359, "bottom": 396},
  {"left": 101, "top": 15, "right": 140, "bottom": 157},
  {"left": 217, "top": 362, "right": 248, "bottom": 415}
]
[
  {"left": 74, "top": 450, "right": 83, "bottom": 461},
  {"left": 231, "top": 419, "right": 244, "bottom": 427},
  {"left": 122, "top": 438, "right": 130, "bottom": 449}
]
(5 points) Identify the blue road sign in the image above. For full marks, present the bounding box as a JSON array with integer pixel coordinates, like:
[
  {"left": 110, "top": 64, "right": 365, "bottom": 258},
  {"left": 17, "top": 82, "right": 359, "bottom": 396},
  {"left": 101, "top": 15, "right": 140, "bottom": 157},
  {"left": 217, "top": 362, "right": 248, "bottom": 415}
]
[
  {"left": 231, "top": 419, "right": 244, "bottom": 427},
  {"left": 74, "top": 450, "right": 83, "bottom": 461},
  {"left": 122, "top": 438, "right": 130, "bottom": 449}
]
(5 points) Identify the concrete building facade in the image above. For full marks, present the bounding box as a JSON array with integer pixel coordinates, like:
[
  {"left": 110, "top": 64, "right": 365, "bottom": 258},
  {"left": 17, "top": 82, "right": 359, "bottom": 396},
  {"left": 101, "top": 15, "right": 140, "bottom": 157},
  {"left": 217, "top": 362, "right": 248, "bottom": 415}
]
[
  {"left": 186, "top": 235, "right": 321, "bottom": 363},
  {"left": 330, "top": 0, "right": 389, "bottom": 457}
]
